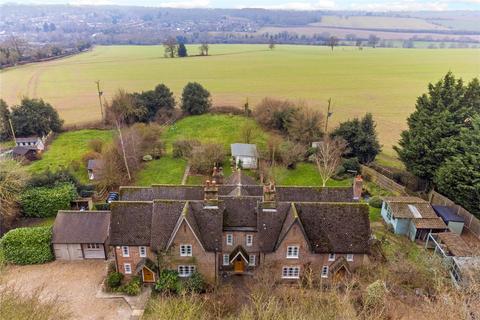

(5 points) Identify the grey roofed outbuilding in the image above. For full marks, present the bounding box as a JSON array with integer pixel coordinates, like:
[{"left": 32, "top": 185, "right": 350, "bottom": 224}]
[
  {"left": 53, "top": 211, "right": 111, "bottom": 244},
  {"left": 230, "top": 143, "right": 258, "bottom": 157},
  {"left": 88, "top": 159, "right": 104, "bottom": 170},
  {"left": 15, "top": 136, "right": 40, "bottom": 143}
]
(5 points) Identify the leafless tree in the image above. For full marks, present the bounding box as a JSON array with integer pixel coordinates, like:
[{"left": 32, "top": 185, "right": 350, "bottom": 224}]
[
  {"left": 314, "top": 136, "right": 347, "bottom": 187},
  {"left": 0, "top": 160, "right": 29, "bottom": 232},
  {"left": 163, "top": 37, "right": 178, "bottom": 58},
  {"left": 240, "top": 121, "right": 256, "bottom": 144},
  {"left": 199, "top": 41, "right": 209, "bottom": 56},
  {"left": 288, "top": 106, "right": 324, "bottom": 145},
  {"left": 327, "top": 36, "right": 339, "bottom": 51}
]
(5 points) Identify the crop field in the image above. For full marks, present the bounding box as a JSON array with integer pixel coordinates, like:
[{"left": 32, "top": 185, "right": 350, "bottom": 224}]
[{"left": 1, "top": 44, "right": 478, "bottom": 157}]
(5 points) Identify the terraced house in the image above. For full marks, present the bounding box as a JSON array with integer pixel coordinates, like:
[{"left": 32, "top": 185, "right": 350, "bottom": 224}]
[{"left": 107, "top": 171, "right": 371, "bottom": 284}]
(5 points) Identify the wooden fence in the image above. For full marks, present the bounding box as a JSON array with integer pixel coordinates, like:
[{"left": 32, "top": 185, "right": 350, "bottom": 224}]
[
  {"left": 360, "top": 165, "right": 408, "bottom": 196},
  {"left": 429, "top": 190, "right": 480, "bottom": 240}
]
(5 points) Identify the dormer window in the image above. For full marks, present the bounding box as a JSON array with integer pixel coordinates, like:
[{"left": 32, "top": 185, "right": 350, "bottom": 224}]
[
  {"left": 286, "top": 246, "right": 299, "bottom": 259},
  {"left": 347, "top": 254, "right": 354, "bottom": 262},
  {"left": 180, "top": 244, "right": 192, "bottom": 257},
  {"left": 246, "top": 234, "right": 253, "bottom": 247},
  {"left": 226, "top": 234, "right": 233, "bottom": 246},
  {"left": 328, "top": 253, "right": 335, "bottom": 261}
]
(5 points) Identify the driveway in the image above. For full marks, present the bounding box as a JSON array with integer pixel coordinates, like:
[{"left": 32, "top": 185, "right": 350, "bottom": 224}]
[{"left": 1, "top": 260, "right": 131, "bottom": 320}]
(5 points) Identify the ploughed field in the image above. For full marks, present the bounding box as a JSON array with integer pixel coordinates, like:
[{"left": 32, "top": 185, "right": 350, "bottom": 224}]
[{"left": 1, "top": 44, "right": 478, "bottom": 157}]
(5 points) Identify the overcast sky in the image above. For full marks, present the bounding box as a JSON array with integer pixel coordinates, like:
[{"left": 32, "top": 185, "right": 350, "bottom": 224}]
[{"left": 2, "top": 0, "right": 480, "bottom": 11}]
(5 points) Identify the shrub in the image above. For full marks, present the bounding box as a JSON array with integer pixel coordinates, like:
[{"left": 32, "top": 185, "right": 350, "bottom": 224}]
[
  {"left": 363, "top": 280, "right": 386, "bottom": 310},
  {"left": 121, "top": 276, "right": 142, "bottom": 296},
  {"left": 183, "top": 271, "right": 205, "bottom": 294},
  {"left": 181, "top": 82, "right": 211, "bottom": 115},
  {"left": 172, "top": 139, "right": 200, "bottom": 159},
  {"left": 94, "top": 203, "right": 110, "bottom": 210},
  {"left": 155, "top": 269, "right": 181, "bottom": 294},
  {"left": 368, "top": 196, "right": 383, "bottom": 208},
  {"left": 190, "top": 143, "right": 225, "bottom": 174},
  {"left": 254, "top": 98, "right": 297, "bottom": 133},
  {"left": 107, "top": 272, "right": 124, "bottom": 289},
  {"left": 1, "top": 226, "right": 54, "bottom": 265},
  {"left": 27, "top": 169, "right": 80, "bottom": 189},
  {"left": 88, "top": 138, "right": 104, "bottom": 153},
  {"left": 143, "top": 154, "right": 153, "bottom": 161},
  {"left": 21, "top": 183, "right": 77, "bottom": 217},
  {"left": 342, "top": 157, "right": 361, "bottom": 174}
]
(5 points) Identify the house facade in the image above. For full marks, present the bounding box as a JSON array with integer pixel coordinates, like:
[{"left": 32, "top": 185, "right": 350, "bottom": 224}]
[{"left": 107, "top": 172, "right": 371, "bottom": 284}]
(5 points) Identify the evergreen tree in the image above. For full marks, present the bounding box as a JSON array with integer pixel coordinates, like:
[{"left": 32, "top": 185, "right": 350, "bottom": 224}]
[
  {"left": 0, "top": 99, "right": 12, "bottom": 141},
  {"left": 178, "top": 43, "right": 187, "bottom": 57},
  {"left": 11, "top": 98, "right": 63, "bottom": 137},
  {"left": 135, "top": 84, "right": 175, "bottom": 121},
  {"left": 331, "top": 113, "right": 381, "bottom": 164},
  {"left": 181, "top": 82, "right": 211, "bottom": 115},
  {"left": 394, "top": 72, "right": 477, "bottom": 181},
  {"left": 434, "top": 116, "right": 480, "bottom": 216}
]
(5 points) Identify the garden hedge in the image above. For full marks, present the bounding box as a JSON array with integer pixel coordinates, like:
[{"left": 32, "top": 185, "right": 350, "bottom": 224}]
[
  {"left": 21, "top": 183, "right": 77, "bottom": 217},
  {"left": 1, "top": 227, "right": 54, "bottom": 265}
]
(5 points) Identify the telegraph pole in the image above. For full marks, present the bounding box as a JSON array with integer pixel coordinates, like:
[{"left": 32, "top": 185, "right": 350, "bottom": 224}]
[
  {"left": 324, "top": 98, "right": 332, "bottom": 133},
  {"left": 95, "top": 80, "right": 104, "bottom": 121},
  {"left": 8, "top": 117, "right": 16, "bottom": 142}
]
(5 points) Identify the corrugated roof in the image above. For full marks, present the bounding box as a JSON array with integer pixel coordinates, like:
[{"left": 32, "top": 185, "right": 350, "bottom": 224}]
[
  {"left": 230, "top": 143, "right": 258, "bottom": 157},
  {"left": 16, "top": 137, "right": 39, "bottom": 143},
  {"left": 53, "top": 211, "right": 110, "bottom": 244}
]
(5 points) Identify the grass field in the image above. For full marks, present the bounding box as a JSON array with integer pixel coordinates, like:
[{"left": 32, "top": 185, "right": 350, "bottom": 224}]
[
  {"left": 311, "top": 15, "right": 447, "bottom": 30},
  {"left": 1, "top": 44, "right": 478, "bottom": 158},
  {"left": 28, "top": 129, "right": 113, "bottom": 183}
]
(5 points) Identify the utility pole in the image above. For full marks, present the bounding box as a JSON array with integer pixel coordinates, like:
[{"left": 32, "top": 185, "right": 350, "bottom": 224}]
[
  {"left": 95, "top": 80, "right": 104, "bottom": 121},
  {"left": 8, "top": 117, "right": 16, "bottom": 142},
  {"left": 324, "top": 98, "right": 333, "bottom": 133}
]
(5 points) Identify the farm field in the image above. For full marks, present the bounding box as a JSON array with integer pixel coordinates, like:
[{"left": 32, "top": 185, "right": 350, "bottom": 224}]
[{"left": 1, "top": 44, "right": 479, "bottom": 157}]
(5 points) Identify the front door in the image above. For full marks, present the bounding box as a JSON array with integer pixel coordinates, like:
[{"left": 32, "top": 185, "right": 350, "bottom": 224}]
[
  {"left": 234, "top": 257, "right": 245, "bottom": 273},
  {"left": 142, "top": 267, "right": 155, "bottom": 283}
]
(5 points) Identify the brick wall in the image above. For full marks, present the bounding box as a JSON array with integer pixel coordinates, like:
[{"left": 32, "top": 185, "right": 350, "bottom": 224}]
[
  {"left": 115, "top": 246, "right": 155, "bottom": 279},
  {"left": 221, "top": 231, "right": 259, "bottom": 271}
]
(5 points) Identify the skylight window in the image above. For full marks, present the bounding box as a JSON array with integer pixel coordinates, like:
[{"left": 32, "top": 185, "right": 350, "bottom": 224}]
[{"left": 408, "top": 205, "right": 422, "bottom": 218}]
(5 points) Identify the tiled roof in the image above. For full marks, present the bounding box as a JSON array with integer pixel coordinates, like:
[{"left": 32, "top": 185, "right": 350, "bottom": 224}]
[
  {"left": 53, "top": 211, "right": 110, "bottom": 244},
  {"left": 388, "top": 202, "right": 437, "bottom": 219},
  {"left": 438, "top": 232, "right": 473, "bottom": 257},
  {"left": 413, "top": 218, "right": 447, "bottom": 229},
  {"left": 109, "top": 201, "right": 153, "bottom": 246}
]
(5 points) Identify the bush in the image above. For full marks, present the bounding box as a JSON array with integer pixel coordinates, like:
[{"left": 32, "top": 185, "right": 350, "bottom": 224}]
[
  {"left": 121, "top": 276, "right": 142, "bottom": 296},
  {"left": 181, "top": 82, "right": 211, "bottom": 115},
  {"left": 155, "top": 269, "right": 181, "bottom": 294},
  {"left": 190, "top": 143, "right": 225, "bottom": 174},
  {"left": 1, "top": 227, "right": 54, "bottom": 265},
  {"left": 20, "top": 183, "right": 77, "bottom": 217},
  {"left": 172, "top": 139, "right": 200, "bottom": 159},
  {"left": 88, "top": 139, "right": 104, "bottom": 153},
  {"left": 342, "top": 157, "right": 361, "bottom": 174},
  {"left": 94, "top": 203, "right": 110, "bottom": 210},
  {"left": 27, "top": 169, "right": 80, "bottom": 189},
  {"left": 107, "top": 272, "right": 124, "bottom": 289},
  {"left": 183, "top": 271, "right": 205, "bottom": 294},
  {"left": 254, "top": 98, "right": 297, "bottom": 133},
  {"left": 368, "top": 196, "right": 383, "bottom": 208}
]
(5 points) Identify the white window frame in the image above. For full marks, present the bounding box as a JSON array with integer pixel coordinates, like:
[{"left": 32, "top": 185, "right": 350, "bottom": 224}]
[
  {"left": 328, "top": 253, "right": 335, "bottom": 261},
  {"left": 286, "top": 246, "right": 299, "bottom": 259},
  {"left": 226, "top": 234, "right": 233, "bottom": 246},
  {"left": 178, "top": 265, "right": 196, "bottom": 277},
  {"left": 223, "top": 254, "right": 229, "bottom": 266},
  {"left": 246, "top": 234, "right": 253, "bottom": 247},
  {"left": 346, "top": 254, "right": 354, "bottom": 262},
  {"left": 87, "top": 243, "right": 100, "bottom": 249},
  {"left": 139, "top": 246, "right": 147, "bottom": 258},
  {"left": 321, "top": 265, "right": 329, "bottom": 278},
  {"left": 122, "top": 246, "right": 129, "bottom": 257},
  {"left": 282, "top": 266, "right": 300, "bottom": 279},
  {"left": 249, "top": 254, "right": 256, "bottom": 266},
  {"left": 180, "top": 244, "right": 192, "bottom": 257},
  {"left": 124, "top": 263, "right": 132, "bottom": 274}
]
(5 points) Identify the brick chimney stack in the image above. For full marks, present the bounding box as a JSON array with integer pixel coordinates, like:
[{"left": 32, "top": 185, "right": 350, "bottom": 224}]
[
  {"left": 204, "top": 180, "right": 219, "bottom": 206},
  {"left": 212, "top": 166, "right": 224, "bottom": 185},
  {"left": 353, "top": 175, "right": 363, "bottom": 200},
  {"left": 263, "top": 181, "right": 277, "bottom": 210}
]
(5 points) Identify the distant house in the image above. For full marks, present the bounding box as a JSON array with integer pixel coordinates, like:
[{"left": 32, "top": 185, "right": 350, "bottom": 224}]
[
  {"left": 381, "top": 197, "right": 447, "bottom": 241},
  {"left": 432, "top": 205, "right": 465, "bottom": 235},
  {"left": 15, "top": 136, "right": 45, "bottom": 151},
  {"left": 52, "top": 211, "right": 111, "bottom": 260},
  {"left": 231, "top": 143, "right": 258, "bottom": 169},
  {"left": 87, "top": 159, "right": 104, "bottom": 180}
]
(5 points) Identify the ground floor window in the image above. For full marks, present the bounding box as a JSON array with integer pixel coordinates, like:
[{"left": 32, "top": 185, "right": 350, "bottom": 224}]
[
  {"left": 282, "top": 266, "right": 300, "bottom": 279},
  {"left": 346, "top": 254, "right": 354, "bottom": 262},
  {"left": 223, "top": 254, "right": 229, "bottom": 266},
  {"left": 321, "top": 265, "right": 329, "bottom": 278},
  {"left": 249, "top": 254, "right": 256, "bottom": 266},
  {"left": 178, "top": 265, "right": 196, "bottom": 277},
  {"left": 124, "top": 263, "right": 132, "bottom": 274},
  {"left": 86, "top": 243, "right": 100, "bottom": 249}
]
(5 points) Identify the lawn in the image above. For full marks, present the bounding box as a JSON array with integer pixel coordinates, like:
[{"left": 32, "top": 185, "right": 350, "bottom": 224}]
[
  {"left": 28, "top": 129, "right": 113, "bottom": 183},
  {"left": 136, "top": 156, "right": 187, "bottom": 186},
  {"left": 162, "top": 114, "right": 269, "bottom": 152},
  {"left": 1, "top": 44, "right": 478, "bottom": 159},
  {"left": 274, "top": 162, "right": 352, "bottom": 187}
]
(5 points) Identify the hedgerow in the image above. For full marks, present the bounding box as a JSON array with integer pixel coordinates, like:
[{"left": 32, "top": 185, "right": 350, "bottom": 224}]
[
  {"left": 1, "top": 226, "right": 54, "bottom": 265},
  {"left": 20, "top": 183, "right": 77, "bottom": 217}
]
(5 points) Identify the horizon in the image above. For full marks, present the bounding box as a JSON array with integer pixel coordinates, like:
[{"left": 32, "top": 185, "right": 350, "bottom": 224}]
[{"left": 2, "top": 0, "right": 480, "bottom": 11}]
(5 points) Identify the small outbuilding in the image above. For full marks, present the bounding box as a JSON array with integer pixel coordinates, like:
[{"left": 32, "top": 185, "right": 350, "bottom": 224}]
[
  {"left": 432, "top": 205, "right": 465, "bottom": 235},
  {"left": 87, "top": 159, "right": 104, "bottom": 180},
  {"left": 231, "top": 143, "right": 258, "bottom": 169},
  {"left": 52, "top": 211, "right": 111, "bottom": 260}
]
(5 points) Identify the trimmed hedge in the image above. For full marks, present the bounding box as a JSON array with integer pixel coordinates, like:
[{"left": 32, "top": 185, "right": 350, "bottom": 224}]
[
  {"left": 369, "top": 196, "right": 383, "bottom": 208},
  {"left": 21, "top": 183, "right": 77, "bottom": 217},
  {"left": 1, "top": 227, "right": 54, "bottom": 265}
]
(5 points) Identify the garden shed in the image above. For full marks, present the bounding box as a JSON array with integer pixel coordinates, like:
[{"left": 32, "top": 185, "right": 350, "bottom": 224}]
[
  {"left": 432, "top": 205, "right": 465, "bottom": 235},
  {"left": 52, "top": 211, "right": 111, "bottom": 260},
  {"left": 231, "top": 143, "right": 258, "bottom": 169}
]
